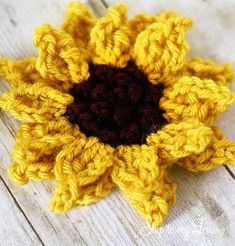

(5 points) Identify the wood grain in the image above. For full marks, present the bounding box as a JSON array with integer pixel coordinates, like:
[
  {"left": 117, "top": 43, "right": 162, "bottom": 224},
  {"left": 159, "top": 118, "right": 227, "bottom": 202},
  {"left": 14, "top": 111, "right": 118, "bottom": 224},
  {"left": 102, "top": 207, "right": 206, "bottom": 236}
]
[
  {"left": 0, "top": 0, "right": 234, "bottom": 245},
  {"left": 0, "top": 177, "right": 42, "bottom": 246}
]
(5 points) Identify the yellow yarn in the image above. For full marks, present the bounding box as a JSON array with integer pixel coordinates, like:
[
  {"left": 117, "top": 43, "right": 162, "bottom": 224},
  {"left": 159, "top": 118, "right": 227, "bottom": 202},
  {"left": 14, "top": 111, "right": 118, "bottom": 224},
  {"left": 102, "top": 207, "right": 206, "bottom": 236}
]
[
  {"left": 51, "top": 137, "right": 114, "bottom": 212},
  {"left": 128, "top": 11, "right": 179, "bottom": 44},
  {"left": 0, "top": 58, "right": 38, "bottom": 86},
  {"left": 61, "top": 2, "right": 95, "bottom": 50},
  {"left": 8, "top": 118, "right": 82, "bottom": 184},
  {"left": 90, "top": 4, "right": 132, "bottom": 67},
  {"left": 133, "top": 14, "right": 192, "bottom": 83},
  {"left": 0, "top": 82, "right": 73, "bottom": 123},
  {"left": 34, "top": 23, "right": 89, "bottom": 83},
  {"left": 0, "top": 2, "right": 234, "bottom": 228},
  {"left": 160, "top": 76, "right": 235, "bottom": 125},
  {"left": 183, "top": 57, "right": 234, "bottom": 86},
  {"left": 112, "top": 144, "right": 176, "bottom": 228},
  {"left": 179, "top": 126, "right": 235, "bottom": 171},
  {"left": 147, "top": 119, "right": 213, "bottom": 163}
]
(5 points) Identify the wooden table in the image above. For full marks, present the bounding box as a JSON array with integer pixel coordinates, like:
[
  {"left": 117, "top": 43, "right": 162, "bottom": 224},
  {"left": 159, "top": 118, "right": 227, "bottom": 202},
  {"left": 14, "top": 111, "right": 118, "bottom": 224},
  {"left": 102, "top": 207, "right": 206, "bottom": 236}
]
[{"left": 0, "top": 0, "right": 234, "bottom": 245}]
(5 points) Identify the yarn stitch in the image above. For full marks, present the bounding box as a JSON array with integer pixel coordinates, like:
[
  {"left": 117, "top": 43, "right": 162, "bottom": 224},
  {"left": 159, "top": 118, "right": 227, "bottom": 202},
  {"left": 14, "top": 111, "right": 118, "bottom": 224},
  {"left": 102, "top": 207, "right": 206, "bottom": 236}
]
[{"left": 0, "top": 2, "right": 235, "bottom": 228}]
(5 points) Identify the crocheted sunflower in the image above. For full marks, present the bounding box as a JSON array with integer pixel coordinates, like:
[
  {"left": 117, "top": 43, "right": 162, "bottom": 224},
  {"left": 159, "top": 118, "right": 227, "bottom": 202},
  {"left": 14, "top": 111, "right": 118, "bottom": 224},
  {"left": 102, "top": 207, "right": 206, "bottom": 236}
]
[{"left": 0, "top": 2, "right": 235, "bottom": 228}]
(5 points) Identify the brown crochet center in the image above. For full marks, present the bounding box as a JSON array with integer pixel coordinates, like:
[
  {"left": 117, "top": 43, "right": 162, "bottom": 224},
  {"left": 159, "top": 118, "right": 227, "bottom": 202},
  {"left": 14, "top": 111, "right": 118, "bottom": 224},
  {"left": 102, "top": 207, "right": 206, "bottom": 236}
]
[{"left": 65, "top": 61, "right": 167, "bottom": 147}]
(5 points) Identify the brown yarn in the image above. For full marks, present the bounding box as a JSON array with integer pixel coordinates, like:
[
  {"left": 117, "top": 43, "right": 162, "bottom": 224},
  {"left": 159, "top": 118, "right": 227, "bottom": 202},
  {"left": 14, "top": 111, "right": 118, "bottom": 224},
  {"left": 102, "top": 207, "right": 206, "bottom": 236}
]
[{"left": 65, "top": 61, "right": 167, "bottom": 147}]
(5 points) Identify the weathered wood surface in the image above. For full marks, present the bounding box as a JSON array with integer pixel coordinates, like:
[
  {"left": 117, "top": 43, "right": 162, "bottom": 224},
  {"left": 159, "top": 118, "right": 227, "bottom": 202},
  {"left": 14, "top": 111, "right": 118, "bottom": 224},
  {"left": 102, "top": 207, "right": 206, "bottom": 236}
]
[{"left": 0, "top": 0, "right": 234, "bottom": 245}]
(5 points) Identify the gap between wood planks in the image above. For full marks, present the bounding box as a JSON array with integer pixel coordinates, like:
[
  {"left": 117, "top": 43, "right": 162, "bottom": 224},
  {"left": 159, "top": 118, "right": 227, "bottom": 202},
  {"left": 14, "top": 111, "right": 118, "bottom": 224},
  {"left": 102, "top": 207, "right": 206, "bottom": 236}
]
[{"left": 0, "top": 175, "right": 45, "bottom": 245}]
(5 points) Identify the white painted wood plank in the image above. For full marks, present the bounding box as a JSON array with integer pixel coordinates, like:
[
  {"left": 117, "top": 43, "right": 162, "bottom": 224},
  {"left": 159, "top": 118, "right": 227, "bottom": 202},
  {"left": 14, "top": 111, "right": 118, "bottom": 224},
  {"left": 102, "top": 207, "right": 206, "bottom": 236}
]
[
  {"left": 0, "top": 0, "right": 104, "bottom": 59},
  {"left": 0, "top": 178, "right": 41, "bottom": 246},
  {"left": 0, "top": 0, "right": 234, "bottom": 245}
]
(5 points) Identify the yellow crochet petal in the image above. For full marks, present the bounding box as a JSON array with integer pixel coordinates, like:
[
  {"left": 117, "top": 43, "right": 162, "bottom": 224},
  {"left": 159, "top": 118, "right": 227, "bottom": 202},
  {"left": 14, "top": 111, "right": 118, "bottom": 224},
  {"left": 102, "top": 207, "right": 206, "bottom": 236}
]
[
  {"left": 160, "top": 76, "right": 235, "bottom": 125},
  {"left": 179, "top": 126, "right": 235, "bottom": 171},
  {"left": 133, "top": 13, "right": 192, "bottom": 84},
  {"left": 184, "top": 58, "right": 234, "bottom": 86},
  {"left": 128, "top": 14, "right": 158, "bottom": 46},
  {"left": 61, "top": 2, "right": 95, "bottom": 49},
  {"left": 165, "top": 57, "right": 234, "bottom": 86},
  {"left": 34, "top": 24, "right": 89, "bottom": 83},
  {"left": 50, "top": 137, "right": 114, "bottom": 212},
  {"left": 147, "top": 120, "right": 213, "bottom": 163},
  {"left": 0, "top": 57, "right": 71, "bottom": 91},
  {"left": 112, "top": 145, "right": 176, "bottom": 228},
  {"left": 0, "top": 58, "right": 39, "bottom": 86},
  {"left": 129, "top": 11, "right": 179, "bottom": 47},
  {"left": 0, "top": 82, "right": 73, "bottom": 123},
  {"left": 8, "top": 118, "right": 80, "bottom": 184},
  {"left": 90, "top": 4, "right": 132, "bottom": 67}
]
